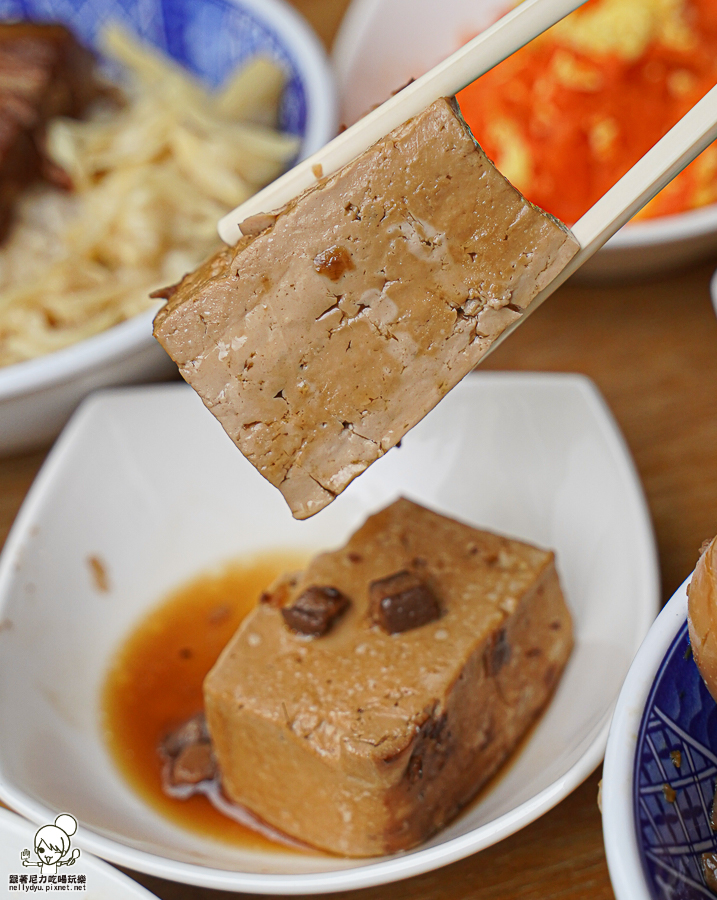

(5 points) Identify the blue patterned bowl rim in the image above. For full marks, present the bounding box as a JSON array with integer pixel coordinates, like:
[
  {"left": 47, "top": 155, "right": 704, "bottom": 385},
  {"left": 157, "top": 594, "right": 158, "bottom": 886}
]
[
  {"left": 602, "top": 578, "right": 717, "bottom": 900},
  {"left": 0, "top": 0, "right": 336, "bottom": 160},
  {"left": 633, "top": 600, "right": 717, "bottom": 899},
  {"left": 0, "top": 0, "right": 337, "bottom": 401}
]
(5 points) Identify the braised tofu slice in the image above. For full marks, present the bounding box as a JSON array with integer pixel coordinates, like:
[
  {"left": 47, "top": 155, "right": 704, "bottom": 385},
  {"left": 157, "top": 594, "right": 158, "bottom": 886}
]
[{"left": 154, "top": 97, "right": 579, "bottom": 519}]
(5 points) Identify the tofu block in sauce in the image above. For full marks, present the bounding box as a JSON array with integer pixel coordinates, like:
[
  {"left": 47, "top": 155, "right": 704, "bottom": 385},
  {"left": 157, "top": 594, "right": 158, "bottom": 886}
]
[
  {"left": 154, "top": 98, "right": 579, "bottom": 519},
  {"left": 203, "top": 498, "right": 573, "bottom": 856}
]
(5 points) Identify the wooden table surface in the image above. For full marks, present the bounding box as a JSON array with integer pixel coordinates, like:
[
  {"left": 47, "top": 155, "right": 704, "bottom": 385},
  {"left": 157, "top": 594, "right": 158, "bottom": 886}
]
[{"left": 4, "top": 2, "right": 717, "bottom": 898}]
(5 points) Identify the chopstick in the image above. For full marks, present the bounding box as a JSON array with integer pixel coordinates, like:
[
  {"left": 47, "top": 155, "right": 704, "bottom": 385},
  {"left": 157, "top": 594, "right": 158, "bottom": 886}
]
[
  {"left": 218, "top": 0, "right": 717, "bottom": 314},
  {"left": 217, "top": 0, "right": 590, "bottom": 243},
  {"left": 483, "top": 81, "right": 717, "bottom": 356},
  {"left": 572, "top": 85, "right": 717, "bottom": 256}
]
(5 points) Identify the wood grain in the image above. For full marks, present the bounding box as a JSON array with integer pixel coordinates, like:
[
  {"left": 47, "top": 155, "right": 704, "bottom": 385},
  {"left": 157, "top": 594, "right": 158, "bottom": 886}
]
[
  {"left": 2, "top": 2, "right": 717, "bottom": 898},
  {"left": 289, "top": 0, "right": 350, "bottom": 47},
  {"left": 0, "top": 449, "right": 47, "bottom": 548}
]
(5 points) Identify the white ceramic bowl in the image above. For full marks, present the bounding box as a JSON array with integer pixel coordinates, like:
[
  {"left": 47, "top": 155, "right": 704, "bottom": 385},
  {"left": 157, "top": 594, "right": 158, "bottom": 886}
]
[
  {"left": 0, "top": 372, "right": 658, "bottom": 892},
  {"left": 333, "top": 0, "right": 717, "bottom": 281},
  {"left": 0, "top": 0, "right": 336, "bottom": 457}
]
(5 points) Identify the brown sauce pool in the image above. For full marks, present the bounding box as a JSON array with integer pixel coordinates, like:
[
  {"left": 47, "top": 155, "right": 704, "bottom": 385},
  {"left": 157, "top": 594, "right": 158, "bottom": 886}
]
[
  {"left": 103, "top": 551, "right": 553, "bottom": 854},
  {"left": 102, "top": 551, "right": 309, "bottom": 852}
]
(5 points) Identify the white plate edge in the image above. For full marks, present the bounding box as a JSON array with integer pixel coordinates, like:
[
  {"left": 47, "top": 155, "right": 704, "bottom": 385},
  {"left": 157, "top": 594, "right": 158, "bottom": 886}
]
[{"left": 0, "top": 806, "right": 158, "bottom": 899}]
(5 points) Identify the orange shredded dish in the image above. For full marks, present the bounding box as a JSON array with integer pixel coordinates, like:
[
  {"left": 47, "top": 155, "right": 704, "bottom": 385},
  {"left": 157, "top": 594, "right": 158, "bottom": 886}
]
[{"left": 457, "top": 0, "right": 717, "bottom": 224}]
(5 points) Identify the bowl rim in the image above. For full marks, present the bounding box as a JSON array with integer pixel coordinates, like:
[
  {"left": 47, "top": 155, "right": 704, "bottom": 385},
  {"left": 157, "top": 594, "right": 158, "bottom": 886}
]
[
  {"left": 237, "top": 0, "right": 337, "bottom": 160},
  {"left": 0, "top": 0, "right": 337, "bottom": 404},
  {"left": 0, "top": 758, "right": 610, "bottom": 894},
  {"left": 602, "top": 577, "right": 690, "bottom": 900},
  {"left": 0, "top": 309, "right": 159, "bottom": 401},
  {"left": 612, "top": 204, "right": 717, "bottom": 248}
]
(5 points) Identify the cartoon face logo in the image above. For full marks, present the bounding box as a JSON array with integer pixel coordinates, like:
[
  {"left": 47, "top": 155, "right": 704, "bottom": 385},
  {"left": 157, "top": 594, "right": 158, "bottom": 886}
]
[
  {"left": 21, "top": 814, "right": 81, "bottom": 874},
  {"left": 36, "top": 838, "right": 62, "bottom": 866}
]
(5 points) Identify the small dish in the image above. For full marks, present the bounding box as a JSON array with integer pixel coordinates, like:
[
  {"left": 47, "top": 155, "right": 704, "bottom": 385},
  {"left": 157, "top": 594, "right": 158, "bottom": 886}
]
[
  {"left": 333, "top": 0, "right": 717, "bottom": 281},
  {"left": 0, "top": 0, "right": 336, "bottom": 456},
  {"left": 0, "top": 372, "right": 659, "bottom": 892},
  {"left": 603, "top": 576, "right": 717, "bottom": 900},
  {"left": 0, "top": 806, "right": 156, "bottom": 899}
]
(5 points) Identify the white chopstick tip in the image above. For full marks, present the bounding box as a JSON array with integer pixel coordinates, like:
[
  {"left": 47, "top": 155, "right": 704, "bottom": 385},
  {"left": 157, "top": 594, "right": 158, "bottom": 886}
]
[{"left": 218, "top": 215, "right": 243, "bottom": 244}]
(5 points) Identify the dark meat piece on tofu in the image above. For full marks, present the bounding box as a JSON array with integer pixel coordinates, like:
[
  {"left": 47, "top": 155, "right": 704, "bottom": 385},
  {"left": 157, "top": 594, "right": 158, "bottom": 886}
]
[{"left": 160, "top": 712, "right": 218, "bottom": 789}]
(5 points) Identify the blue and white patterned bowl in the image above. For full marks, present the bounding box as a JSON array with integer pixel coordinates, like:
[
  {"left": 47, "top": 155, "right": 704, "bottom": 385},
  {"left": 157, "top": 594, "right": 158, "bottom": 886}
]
[
  {"left": 0, "top": 0, "right": 336, "bottom": 456},
  {"left": 603, "top": 576, "right": 717, "bottom": 900},
  {"left": 0, "top": 0, "right": 336, "bottom": 159}
]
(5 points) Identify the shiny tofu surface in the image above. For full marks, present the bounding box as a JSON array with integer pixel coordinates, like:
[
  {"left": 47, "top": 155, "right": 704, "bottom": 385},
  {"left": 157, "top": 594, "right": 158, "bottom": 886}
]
[
  {"left": 204, "top": 499, "right": 573, "bottom": 856},
  {"left": 155, "top": 98, "right": 579, "bottom": 519}
]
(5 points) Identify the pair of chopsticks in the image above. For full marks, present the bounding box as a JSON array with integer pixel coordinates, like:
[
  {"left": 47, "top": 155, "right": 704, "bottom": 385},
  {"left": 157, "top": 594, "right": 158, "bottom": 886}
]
[{"left": 218, "top": 0, "right": 717, "bottom": 307}]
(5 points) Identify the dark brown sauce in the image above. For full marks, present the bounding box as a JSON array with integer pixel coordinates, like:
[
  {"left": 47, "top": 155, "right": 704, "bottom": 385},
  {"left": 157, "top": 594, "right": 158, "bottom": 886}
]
[
  {"left": 313, "top": 244, "right": 354, "bottom": 281},
  {"left": 103, "top": 552, "right": 556, "bottom": 854},
  {"left": 465, "top": 703, "right": 550, "bottom": 813},
  {"left": 102, "top": 552, "right": 309, "bottom": 852}
]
